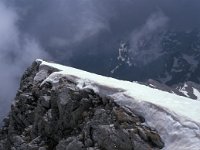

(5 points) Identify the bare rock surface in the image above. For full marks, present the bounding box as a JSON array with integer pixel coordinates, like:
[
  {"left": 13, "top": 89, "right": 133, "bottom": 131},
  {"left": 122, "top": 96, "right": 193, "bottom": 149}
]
[{"left": 0, "top": 60, "right": 164, "bottom": 150}]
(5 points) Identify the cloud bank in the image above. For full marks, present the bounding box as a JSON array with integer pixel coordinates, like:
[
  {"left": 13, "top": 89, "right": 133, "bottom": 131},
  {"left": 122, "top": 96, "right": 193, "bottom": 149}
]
[
  {"left": 130, "top": 12, "right": 169, "bottom": 65},
  {"left": 6, "top": 0, "right": 200, "bottom": 63},
  {"left": 0, "top": 1, "right": 48, "bottom": 124}
]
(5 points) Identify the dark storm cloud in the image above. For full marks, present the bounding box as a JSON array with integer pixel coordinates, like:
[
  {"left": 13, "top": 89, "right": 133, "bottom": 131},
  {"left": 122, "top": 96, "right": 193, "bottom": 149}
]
[
  {"left": 1, "top": 0, "right": 200, "bottom": 124},
  {"left": 9, "top": 0, "right": 113, "bottom": 59},
  {"left": 6, "top": 0, "right": 200, "bottom": 58}
]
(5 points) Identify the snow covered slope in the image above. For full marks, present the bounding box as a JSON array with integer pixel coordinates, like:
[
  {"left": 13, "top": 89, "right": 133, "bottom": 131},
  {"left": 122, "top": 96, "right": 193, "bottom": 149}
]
[{"left": 38, "top": 59, "right": 200, "bottom": 150}]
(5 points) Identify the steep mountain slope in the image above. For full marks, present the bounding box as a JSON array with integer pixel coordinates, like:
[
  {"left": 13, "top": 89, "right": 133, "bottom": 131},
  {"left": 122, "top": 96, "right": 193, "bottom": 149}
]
[
  {"left": 0, "top": 60, "right": 163, "bottom": 150},
  {"left": 109, "top": 30, "right": 200, "bottom": 85},
  {"left": 1, "top": 60, "right": 200, "bottom": 150}
]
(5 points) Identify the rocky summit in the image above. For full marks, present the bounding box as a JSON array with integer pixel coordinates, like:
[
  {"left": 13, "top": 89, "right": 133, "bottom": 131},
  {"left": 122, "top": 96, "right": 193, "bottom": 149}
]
[{"left": 0, "top": 60, "right": 164, "bottom": 150}]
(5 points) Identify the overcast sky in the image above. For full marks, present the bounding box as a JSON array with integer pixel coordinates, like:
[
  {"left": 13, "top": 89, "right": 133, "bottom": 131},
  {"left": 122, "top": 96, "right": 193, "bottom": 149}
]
[{"left": 1, "top": 0, "right": 200, "bottom": 124}]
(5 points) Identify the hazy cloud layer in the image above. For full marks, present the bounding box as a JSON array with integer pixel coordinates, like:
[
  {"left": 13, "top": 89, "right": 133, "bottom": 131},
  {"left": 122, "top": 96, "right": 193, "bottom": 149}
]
[
  {"left": 130, "top": 12, "right": 169, "bottom": 65},
  {"left": 6, "top": 0, "right": 200, "bottom": 60},
  {"left": 0, "top": 1, "right": 48, "bottom": 123}
]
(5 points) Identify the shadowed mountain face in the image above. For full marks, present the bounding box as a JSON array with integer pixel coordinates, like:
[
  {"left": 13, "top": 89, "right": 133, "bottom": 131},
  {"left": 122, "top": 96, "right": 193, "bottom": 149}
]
[{"left": 71, "top": 30, "right": 200, "bottom": 86}]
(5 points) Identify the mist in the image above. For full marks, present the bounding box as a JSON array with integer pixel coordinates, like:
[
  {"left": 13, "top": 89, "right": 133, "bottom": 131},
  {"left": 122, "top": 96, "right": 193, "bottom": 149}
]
[
  {"left": 129, "top": 12, "right": 169, "bottom": 65},
  {"left": 0, "top": 1, "right": 48, "bottom": 124},
  {"left": 1, "top": 0, "right": 200, "bottom": 124},
  {"left": 6, "top": 0, "right": 200, "bottom": 62}
]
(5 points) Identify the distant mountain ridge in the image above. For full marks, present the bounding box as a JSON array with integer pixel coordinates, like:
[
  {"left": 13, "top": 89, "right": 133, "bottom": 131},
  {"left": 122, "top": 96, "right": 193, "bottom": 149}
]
[
  {"left": 110, "top": 30, "right": 200, "bottom": 86},
  {"left": 145, "top": 79, "right": 200, "bottom": 100}
]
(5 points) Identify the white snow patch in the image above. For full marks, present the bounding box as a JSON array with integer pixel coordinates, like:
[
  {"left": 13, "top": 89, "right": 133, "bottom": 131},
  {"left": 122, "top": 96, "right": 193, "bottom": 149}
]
[
  {"left": 114, "top": 94, "right": 200, "bottom": 150},
  {"left": 149, "top": 83, "right": 156, "bottom": 88},
  {"left": 179, "top": 83, "right": 189, "bottom": 97},
  {"left": 77, "top": 79, "right": 100, "bottom": 93},
  {"left": 110, "top": 65, "right": 120, "bottom": 74},
  {"left": 39, "top": 60, "right": 200, "bottom": 150},
  {"left": 193, "top": 88, "right": 200, "bottom": 101}
]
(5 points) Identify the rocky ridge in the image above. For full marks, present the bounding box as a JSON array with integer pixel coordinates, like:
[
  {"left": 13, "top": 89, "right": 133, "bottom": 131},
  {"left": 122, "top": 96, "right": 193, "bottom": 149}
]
[
  {"left": 146, "top": 79, "right": 200, "bottom": 100},
  {"left": 0, "top": 60, "right": 164, "bottom": 150}
]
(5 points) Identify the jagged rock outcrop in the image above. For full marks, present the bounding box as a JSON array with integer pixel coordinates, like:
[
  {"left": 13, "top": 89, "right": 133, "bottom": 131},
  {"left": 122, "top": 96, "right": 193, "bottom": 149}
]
[
  {"left": 146, "top": 79, "right": 200, "bottom": 100},
  {"left": 0, "top": 60, "right": 164, "bottom": 150}
]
